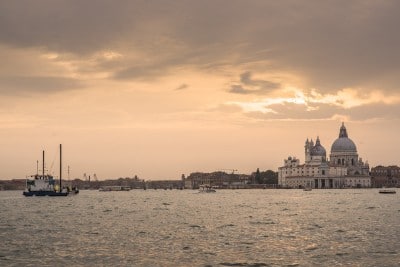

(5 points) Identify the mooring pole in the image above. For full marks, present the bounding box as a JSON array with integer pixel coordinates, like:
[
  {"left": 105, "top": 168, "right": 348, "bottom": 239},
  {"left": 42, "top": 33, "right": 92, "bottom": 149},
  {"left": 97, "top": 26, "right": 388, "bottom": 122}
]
[{"left": 59, "top": 144, "right": 62, "bottom": 192}]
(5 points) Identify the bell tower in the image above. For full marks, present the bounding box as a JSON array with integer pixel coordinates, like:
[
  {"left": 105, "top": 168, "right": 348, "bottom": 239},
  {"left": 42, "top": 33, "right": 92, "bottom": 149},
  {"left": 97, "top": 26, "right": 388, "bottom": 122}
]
[{"left": 305, "top": 138, "right": 312, "bottom": 163}]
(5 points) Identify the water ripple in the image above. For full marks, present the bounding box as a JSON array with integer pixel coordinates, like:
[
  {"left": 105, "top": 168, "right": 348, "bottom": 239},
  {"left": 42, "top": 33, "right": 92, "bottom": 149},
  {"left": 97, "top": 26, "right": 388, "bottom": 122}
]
[{"left": 0, "top": 189, "right": 399, "bottom": 266}]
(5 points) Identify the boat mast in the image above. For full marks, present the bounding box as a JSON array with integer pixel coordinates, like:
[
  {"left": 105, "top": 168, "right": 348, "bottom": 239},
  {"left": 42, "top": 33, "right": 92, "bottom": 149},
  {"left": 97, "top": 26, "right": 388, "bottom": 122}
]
[
  {"left": 42, "top": 150, "right": 45, "bottom": 179},
  {"left": 59, "top": 144, "right": 62, "bottom": 192}
]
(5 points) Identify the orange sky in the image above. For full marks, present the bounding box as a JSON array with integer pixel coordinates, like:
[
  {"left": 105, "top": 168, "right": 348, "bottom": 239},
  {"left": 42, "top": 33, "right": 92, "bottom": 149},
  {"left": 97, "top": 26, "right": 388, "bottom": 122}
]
[{"left": 1, "top": 1, "right": 399, "bottom": 180}]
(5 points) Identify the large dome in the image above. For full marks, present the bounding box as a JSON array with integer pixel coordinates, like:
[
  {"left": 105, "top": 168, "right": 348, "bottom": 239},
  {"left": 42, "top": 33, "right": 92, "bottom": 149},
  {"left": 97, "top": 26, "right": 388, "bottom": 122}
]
[
  {"left": 331, "top": 123, "right": 357, "bottom": 153},
  {"left": 331, "top": 137, "right": 357, "bottom": 152}
]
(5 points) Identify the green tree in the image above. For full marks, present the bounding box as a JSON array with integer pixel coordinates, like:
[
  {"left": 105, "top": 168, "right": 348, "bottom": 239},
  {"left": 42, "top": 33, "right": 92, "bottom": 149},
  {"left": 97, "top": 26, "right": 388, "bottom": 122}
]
[
  {"left": 261, "top": 170, "right": 278, "bottom": 184},
  {"left": 255, "top": 168, "right": 262, "bottom": 184}
]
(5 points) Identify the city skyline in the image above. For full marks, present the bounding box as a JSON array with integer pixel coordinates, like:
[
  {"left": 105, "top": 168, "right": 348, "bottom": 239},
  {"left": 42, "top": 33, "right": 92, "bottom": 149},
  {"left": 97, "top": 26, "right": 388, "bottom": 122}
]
[{"left": 1, "top": 1, "right": 399, "bottom": 180}]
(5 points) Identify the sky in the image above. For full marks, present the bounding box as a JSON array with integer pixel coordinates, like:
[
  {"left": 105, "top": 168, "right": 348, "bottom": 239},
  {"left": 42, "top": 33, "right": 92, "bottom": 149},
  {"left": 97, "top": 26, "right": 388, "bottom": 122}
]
[{"left": 1, "top": 1, "right": 400, "bottom": 180}]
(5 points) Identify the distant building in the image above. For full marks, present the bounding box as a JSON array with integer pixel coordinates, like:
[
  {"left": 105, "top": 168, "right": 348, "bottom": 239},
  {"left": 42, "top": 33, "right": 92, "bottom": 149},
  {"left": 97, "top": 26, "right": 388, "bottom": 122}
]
[
  {"left": 278, "top": 123, "right": 371, "bottom": 188},
  {"left": 371, "top": 165, "right": 400, "bottom": 188},
  {"left": 184, "top": 172, "right": 250, "bottom": 189},
  {"left": 146, "top": 179, "right": 184, "bottom": 189}
]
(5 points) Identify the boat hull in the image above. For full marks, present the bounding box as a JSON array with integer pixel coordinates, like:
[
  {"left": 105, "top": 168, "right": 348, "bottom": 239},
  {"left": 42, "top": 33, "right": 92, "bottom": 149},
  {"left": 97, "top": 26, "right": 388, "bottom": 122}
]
[
  {"left": 379, "top": 190, "right": 396, "bottom": 194},
  {"left": 23, "top": 191, "right": 69, "bottom": 197}
]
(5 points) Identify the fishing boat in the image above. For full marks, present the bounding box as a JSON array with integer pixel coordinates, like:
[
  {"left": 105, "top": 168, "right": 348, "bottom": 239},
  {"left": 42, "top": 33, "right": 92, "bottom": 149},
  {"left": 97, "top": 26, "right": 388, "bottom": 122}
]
[
  {"left": 23, "top": 144, "right": 74, "bottom": 197},
  {"left": 379, "top": 189, "right": 396, "bottom": 194}
]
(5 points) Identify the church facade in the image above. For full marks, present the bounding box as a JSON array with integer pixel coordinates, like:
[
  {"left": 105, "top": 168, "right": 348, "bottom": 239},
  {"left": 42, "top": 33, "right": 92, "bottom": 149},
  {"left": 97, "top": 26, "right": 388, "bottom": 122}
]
[{"left": 278, "top": 123, "right": 371, "bottom": 188}]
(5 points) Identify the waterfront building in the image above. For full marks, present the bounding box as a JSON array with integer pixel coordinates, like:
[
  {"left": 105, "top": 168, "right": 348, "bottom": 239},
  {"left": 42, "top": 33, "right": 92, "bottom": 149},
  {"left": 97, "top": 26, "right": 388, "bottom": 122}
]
[
  {"left": 278, "top": 123, "right": 371, "bottom": 188},
  {"left": 146, "top": 179, "right": 184, "bottom": 189},
  {"left": 184, "top": 172, "right": 250, "bottom": 189},
  {"left": 370, "top": 165, "right": 400, "bottom": 188}
]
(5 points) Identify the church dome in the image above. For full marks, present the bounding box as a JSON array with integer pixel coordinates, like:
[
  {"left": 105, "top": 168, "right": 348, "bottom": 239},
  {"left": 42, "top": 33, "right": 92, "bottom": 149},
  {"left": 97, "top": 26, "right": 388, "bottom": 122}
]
[
  {"left": 331, "top": 123, "right": 357, "bottom": 153},
  {"left": 311, "top": 137, "right": 326, "bottom": 156}
]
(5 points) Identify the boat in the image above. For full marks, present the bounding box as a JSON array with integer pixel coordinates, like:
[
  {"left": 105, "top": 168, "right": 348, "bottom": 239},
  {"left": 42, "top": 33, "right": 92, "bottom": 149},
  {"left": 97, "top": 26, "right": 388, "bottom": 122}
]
[
  {"left": 303, "top": 181, "right": 312, "bottom": 191},
  {"left": 379, "top": 189, "right": 396, "bottom": 194},
  {"left": 23, "top": 144, "right": 75, "bottom": 197},
  {"left": 65, "top": 165, "right": 79, "bottom": 195},
  {"left": 99, "top": 186, "right": 131, "bottom": 192},
  {"left": 198, "top": 185, "right": 216, "bottom": 193},
  {"left": 67, "top": 185, "right": 80, "bottom": 195}
]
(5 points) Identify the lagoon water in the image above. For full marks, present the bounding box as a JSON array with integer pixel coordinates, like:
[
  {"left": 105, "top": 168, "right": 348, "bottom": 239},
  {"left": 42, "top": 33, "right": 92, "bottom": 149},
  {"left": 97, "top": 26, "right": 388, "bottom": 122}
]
[{"left": 0, "top": 189, "right": 399, "bottom": 266}]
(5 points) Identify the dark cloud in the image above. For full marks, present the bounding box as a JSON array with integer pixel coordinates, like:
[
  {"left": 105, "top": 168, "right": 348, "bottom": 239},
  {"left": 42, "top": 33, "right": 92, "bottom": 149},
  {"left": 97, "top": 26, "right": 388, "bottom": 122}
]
[
  {"left": 240, "top": 71, "right": 280, "bottom": 90},
  {"left": 175, "top": 84, "right": 188, "bottom": 91},
  {"left": 229, "top": 72, "right": 280, "bottom": 95},
  {"left": 0, "top": 1, "right": 400, "bottom": 92},
  {"left": 0, "top": 76, "right": 83, "bottom": 95},
  {"left": 229, "top": 85, "right": 250, "bottom": 95},
  {"left": 113, "top": 65, "right": 166, "bottom": 81}
]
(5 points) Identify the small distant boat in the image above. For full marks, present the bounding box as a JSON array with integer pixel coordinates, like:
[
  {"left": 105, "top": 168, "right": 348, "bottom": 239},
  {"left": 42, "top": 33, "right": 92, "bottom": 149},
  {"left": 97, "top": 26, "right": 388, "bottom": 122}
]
[
  {"left": 99, "top": 186, "right": 131, "bottom": 192},
  {"left": 198, "top": 185, "right": 216, "bottom": 193},
  {"left": 379, "top": 189, "right": 396, "bottom": 194},
  {"left": 23, "top": 144, "right": 75, "bottom": 197},
  {"left": 303, "top": 182, "right": 312, "bottom": 191},
  {"left": 67, "top": 186, "right": 80, "bottom": 195}
]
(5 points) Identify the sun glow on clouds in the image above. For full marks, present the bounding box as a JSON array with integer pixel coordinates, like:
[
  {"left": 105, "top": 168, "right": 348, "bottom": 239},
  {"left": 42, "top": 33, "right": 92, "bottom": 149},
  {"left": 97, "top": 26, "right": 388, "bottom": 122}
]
[
  {"left": 228, "top": 86, "right": 400, "bottom": 116},
  {"left": 42, "top": 52, "right": 59, "bottom": 60},
  {"left": 101, "top": 50, "right": 123, "bottom": 60},
  {"left": 227, "top": 88, "right": 305, "bottom": 113},
  {"left": 308, "top": 88, "right": 400, "bottom": 109},
  {"left": 36, "top": 48, "right": 125, "bottom": 82},
  {"left": 227, "top": 87, "right": 309, "bottom": 114}
]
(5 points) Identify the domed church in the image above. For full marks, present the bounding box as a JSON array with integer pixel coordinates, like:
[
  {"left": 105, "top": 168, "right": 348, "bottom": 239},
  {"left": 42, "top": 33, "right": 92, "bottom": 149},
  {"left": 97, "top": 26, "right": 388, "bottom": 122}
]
[{"left": 278, "top": 123, "right": 371, "bottom": 188}]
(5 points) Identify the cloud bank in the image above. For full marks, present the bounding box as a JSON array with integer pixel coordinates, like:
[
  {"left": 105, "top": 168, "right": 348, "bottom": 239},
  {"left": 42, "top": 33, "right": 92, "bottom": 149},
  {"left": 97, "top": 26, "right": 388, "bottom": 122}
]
[{"left": 0, "top": 0, "right": 399, "bottom": 120}]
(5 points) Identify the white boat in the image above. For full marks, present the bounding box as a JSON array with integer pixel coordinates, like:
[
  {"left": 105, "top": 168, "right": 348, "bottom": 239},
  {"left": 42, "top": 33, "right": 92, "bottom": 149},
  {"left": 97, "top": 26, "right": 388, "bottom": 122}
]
[
  {"left": 198, "top": 185, "right": 216, "bottom": 193},
  {"left": 23, "top": 144, "right": 78, "bottom": 196},
  {"left": 23, "top": 174, "right": 69, "bottom": 196}
]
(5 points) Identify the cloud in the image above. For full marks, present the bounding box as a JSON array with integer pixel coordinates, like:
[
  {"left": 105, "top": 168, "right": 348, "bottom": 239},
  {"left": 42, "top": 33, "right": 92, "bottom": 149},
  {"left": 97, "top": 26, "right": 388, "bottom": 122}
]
[
  {"left": 229, "top": 85, "right": 251, "bottom": 95},
  {"left": 341, "top": 103, "right": 400, "bottom": 121},
  {"left": 113, "top": 65, "right": 167, "bottom": 81},
  {"left": 1, "top": 1, "right": 400, "bottom": 97},
  {"left": 0, "top": 76, "right": 83, "bottom": 95},
  {"left": 245, "top": 102, "right": 337, "bottom": 121},
  {"left": 228, "top": 87, "right": 400, "bottom": 121},
  {"left": 229, "top": 72, "right": 281, "bottom": 95},
  {"left": 239, "top": 101, "right": 400, "bottom": 122},
  {"left": 175, "top": 84, "right": 189, "bottom": 91},
  {"left": 241, "top": 71, "right": 281, "bottom": 91}
]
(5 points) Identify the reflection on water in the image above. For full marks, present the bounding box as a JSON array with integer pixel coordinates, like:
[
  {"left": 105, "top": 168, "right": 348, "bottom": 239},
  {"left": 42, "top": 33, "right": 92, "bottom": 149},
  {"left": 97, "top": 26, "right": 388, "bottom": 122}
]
[{"left": 0, "top": 189, "right": 399, "bottom": 266}]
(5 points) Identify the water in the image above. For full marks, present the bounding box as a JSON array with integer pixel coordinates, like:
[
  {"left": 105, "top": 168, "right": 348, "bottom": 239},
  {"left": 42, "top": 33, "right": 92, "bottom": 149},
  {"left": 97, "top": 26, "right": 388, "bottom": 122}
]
[{"left": 0, "top": 189, "right": 399, "bottom": 266}]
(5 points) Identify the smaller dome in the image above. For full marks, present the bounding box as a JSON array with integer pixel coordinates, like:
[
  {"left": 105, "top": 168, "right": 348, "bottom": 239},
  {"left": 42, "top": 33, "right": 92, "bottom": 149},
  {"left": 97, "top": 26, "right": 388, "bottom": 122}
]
[{"left": 310, "top": 137, "right": 326, "bottom": 157}]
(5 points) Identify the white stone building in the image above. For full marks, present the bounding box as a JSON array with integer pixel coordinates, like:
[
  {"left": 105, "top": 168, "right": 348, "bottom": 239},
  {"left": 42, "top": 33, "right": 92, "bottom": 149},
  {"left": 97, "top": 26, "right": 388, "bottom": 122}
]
[{"left": 278, "top": 123, "right": 371, "bottom": 188}]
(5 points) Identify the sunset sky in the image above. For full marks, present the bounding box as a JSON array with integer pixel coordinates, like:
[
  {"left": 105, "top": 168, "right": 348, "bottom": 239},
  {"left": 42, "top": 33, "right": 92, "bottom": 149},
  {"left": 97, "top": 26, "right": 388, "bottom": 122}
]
[{"left": 1, "top": 1, "right": 399, "bottom": 180}]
